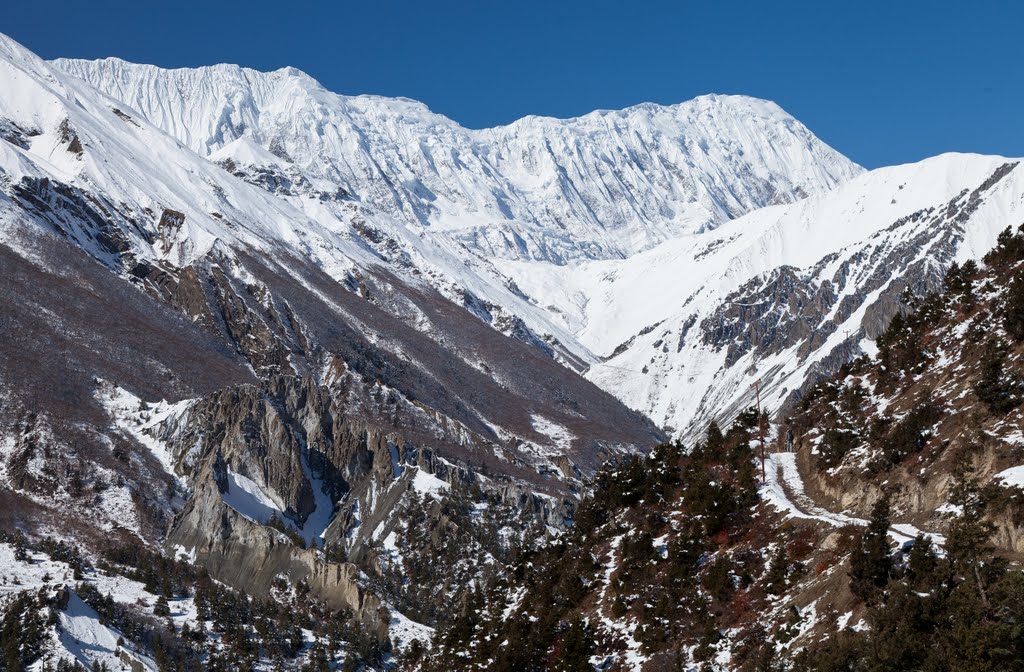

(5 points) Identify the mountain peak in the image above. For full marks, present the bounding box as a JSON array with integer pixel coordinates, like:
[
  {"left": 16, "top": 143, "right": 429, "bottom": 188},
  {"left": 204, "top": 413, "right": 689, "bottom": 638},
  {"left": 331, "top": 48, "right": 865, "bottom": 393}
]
[{"left": 52, "top": 54, "right": 861, "bottom": 263}]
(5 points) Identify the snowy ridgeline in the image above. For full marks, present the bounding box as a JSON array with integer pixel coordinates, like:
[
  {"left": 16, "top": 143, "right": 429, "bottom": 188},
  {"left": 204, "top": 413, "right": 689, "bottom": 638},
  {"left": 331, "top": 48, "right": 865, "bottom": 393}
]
[
  {"left": 51, "top": 54, "right": 861, "bottom": 264},
  {"left": 576, "top": 154, "right": 1024, "bottom": 435}
]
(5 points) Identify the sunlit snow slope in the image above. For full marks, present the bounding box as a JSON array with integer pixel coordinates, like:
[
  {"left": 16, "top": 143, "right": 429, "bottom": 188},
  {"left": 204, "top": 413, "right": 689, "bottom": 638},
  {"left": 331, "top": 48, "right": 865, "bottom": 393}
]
[
  {"left": 568, "top": 155, "right": 1024, "bottom": 435},
  {"left": 0, "top": 32, "right": 662, "bottom": 472}
]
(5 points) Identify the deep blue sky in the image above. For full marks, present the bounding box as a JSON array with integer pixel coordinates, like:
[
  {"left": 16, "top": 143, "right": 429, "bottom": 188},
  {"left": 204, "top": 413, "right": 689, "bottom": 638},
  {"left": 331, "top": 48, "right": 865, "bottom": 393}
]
[{"left": 5, "top": 1, "right": 1022, "bottom": 168}]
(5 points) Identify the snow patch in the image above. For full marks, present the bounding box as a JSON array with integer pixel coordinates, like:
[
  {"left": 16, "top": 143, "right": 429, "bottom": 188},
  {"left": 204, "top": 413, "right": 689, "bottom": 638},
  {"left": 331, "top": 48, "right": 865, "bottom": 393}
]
[
  {"left": 411, "top": 468, "right": 450, "bottom": 499},
  {"left": 529, "top": 413, "right": 575, "bottom": 452},
  {"left": 95, "top": 382, "right": 193, "bottom": 484},
  {"left": 994, "top": 464, "right": 1024, "bottom": 489},
  {"left": 222, "top": 469, "right": 286, "bottom": 524},
  {"left": 763, "top": 452, "right": 945, "bottom": 547}
]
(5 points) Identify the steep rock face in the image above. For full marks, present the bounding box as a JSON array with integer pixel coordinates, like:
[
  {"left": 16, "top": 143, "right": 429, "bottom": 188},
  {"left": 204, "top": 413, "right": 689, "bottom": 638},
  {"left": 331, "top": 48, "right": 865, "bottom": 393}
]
[
  {"left": 91, "top": 245, "right": 614, "bottom": 625},
  {"left": 139, "top": 246, "right": 665, "bottom": 476},
  {"left": 0, "top": 225, "right": 255, "bottom": 548},
  {"left": 53, "top": 57, "right": 860, "bottom": 263},
  {"left": 166, "top": 482, "right": 391, "bottom": 641},
  {"left": 151, "top": 373, "right": 577, "bottom": 632},
  {"left": 158, "top": 374, "right": 577, "bottom": 544}
]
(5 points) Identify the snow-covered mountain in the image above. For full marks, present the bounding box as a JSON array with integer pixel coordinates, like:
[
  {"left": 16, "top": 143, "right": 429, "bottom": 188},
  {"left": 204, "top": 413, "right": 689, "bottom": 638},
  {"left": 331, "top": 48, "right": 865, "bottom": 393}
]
[
  {"left": 53, "top": 57, "right": 860, "bottom": 264},
  {"left": 0, "top": 31, "right": 667, "bottom": 653},
  {"left": 566, "top": 154, "right": 1023, "bottom": 434},
  {"left": 5, "top": 27, "right": 1024, "bottom": 672},
  {"left": 48, "top": 49, "right": 1024, "bottom": 443}
]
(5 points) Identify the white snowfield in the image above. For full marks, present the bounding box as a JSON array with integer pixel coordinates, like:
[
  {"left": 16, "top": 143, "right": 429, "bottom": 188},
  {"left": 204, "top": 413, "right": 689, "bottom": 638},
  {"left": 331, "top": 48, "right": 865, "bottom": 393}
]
[
  {"left": 0, "top": 538, "right": 427, "bottom": 670},
  {"left": 57, "top": 592, "right": 158, "bottom": 671},
  {"left": 95, "top": 382, "right": 193, "bottom": 484},
  {"left": 1, "top": 32, "right": 599, "bottom": 380},
  {"left": 40, "top": 37, "right": 1024, "bottom": 441},
  {"left": 222, "top": 460, "right": 335, "bottom": 548},
  {"left": 410, "top": 467, "right": 451, "bottom": 498},
  {"left": 529, "top": 413, "right": 575, "bottom": 453},
  {"left": 222, "top": 469, "right": 288, "bottom": 524},
  {"left": 762, "top": 451, "right": 946, "bottom": 548},
  {"left": 0, "top": 543, "right": 159, "bottom": 670},
  {"left": 509, "top": 154, "right": 1019, "bottom": 353}
]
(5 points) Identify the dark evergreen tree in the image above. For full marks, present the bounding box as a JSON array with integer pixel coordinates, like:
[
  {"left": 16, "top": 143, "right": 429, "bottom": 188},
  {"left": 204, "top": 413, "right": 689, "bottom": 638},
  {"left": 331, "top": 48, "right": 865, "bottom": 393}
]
[
  {"left": 705, "top": 419, "right": 725, "bottom": 456},
  {"left": 1004, "top": 275, "right": 1024, "bottom": 341},
  {"left": 904, "top": 533, "right": 939, "bottom": 591},
  {"left": 798, "top": 458, "right": 1024, "bottom": 670},
  {"left": 702, "top": 554, "right": 735, "bottom": 603},
  {"left": 945, "top": 457, "right": 997, "bottom": 601},
  {"left": 849, "top": 496, "right": 892, "bottom": 603},
  {"left": 871, "top": 397, "right": 941, "bottom": 470},
  {"left": 944, "top": 259, "right": 978, "bottom": 305},
  {"left": 983, "top": 224, "right": 1024, "bottom": 268},
  {"left": 1, "top": 592, "right": 45, "bottom": 671},
  {"left": 154, "top": 595, "right": 171, "bottom": 618},
  {"left": 552, "top": 619, "right": 592, "bottom": 672},
  {"left": 763, "top": 546, "right": 789, "bottom": 596},
  {"left": 973, "top": 337, "right": 1023, "bottom": 414}
]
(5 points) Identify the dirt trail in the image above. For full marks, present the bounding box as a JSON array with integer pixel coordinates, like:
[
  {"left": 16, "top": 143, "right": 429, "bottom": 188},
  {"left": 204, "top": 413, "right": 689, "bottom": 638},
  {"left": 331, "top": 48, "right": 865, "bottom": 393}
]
[{"left": 761, "top": 451, "right": 946, "bottom": 548}]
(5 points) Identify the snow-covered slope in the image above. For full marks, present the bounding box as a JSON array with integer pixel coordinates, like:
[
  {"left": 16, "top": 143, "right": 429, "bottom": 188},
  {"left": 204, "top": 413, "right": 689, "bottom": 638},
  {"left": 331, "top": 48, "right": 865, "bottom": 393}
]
[
  {"left": 0, "top": 34, "right": 357, "bottom": 270},
  {"left": 562, "top": 154, "right": 1023, "bottom": 435},
  {"left": 53, "top": 57, "right": 861, "bottom": 264},
  {"left": 505, "top": 154, "right": 1016, "bottom": 351},
  {"left": 0, "top": 34, "right": 670, "bottom": 658},
  {"left": 0, "top": 33, "right": 590, "bottom": 367}
]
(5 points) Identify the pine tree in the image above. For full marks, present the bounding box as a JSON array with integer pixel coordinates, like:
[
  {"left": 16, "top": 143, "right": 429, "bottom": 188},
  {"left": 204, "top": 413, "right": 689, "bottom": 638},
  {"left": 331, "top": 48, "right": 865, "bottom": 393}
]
[
  {"left": 973, "top": 337, "right": 1023, "bottom": 414},
  {"left": 154, "top": 595, "right": 171, "bottom": 618},
  {"left": 705, "top": 420, "right": 725, "bottom": 458},
  {"left": 1, "top": 593, "right": 45, "bottom": 670},
  {"left": 703, "top": 554, "right": 735, "bottom": 602},
  {"left": 945, "top": 458, "right": 996, "bottom": 599},
  {"left": 983, "top": 224, "right": 1024, "bottom": 267},
  {"left": 764, "top": 546, "right": 789, "bottom": 596},
  {"left": 944, "top": 259, "right": 978, "bottom": 306},
  {"left": 301, "top": 640, "right": 330, "bottom": 672},
  {"left": 905, "top": 534, "right": 938, "bottom": 591},
  {"left": 152, "top": 634, "right": 170, "bottom": 672},
  {"left": 13, "top": 533, "right": 29, "bottom": 563},
  {"left": 1003, "top": 275, "right": 1024, "bottom": 341},
  {"left": 849, "top": 496, "right": 892, "bottom": 603},
  {"left": 552, "top": 619, "right": 592, "bottom": 672}
]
